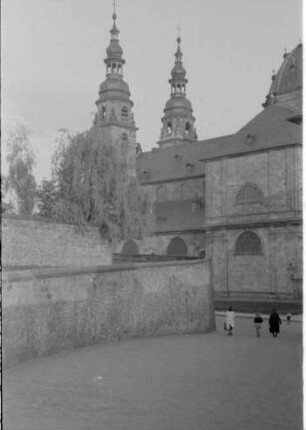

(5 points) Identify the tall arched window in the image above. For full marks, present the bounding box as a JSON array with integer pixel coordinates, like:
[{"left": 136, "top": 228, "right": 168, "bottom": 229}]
[
  {"left": 236, "top": 183, "right": 263, "bottom": 205},
  {"left": 141, "top": 194, "right": 151, "bottom": 215},
  {"left": 235, "top": 231, "right": 263, "bottom": 255},
  {"left": 121, "top": 106, "right": 128, "bottom": 119},
  {"left": 102, "top": 105, "right": 106, "bottom": 119},
  {"left": 167, "top": 237, "right": 187, "bottom": 256}
]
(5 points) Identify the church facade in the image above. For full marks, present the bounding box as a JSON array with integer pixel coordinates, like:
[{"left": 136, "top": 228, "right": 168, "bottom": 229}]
[{"left": 98, "top": 13, "right": 303, "bottom": 300}]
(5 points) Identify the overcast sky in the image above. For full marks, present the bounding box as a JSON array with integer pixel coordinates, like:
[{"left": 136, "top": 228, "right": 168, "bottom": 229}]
[{"left": 2, "top": 0, "right": 302, "bottom": 181}]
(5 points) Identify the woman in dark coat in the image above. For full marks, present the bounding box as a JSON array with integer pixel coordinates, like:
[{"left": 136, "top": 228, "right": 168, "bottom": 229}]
[{"left": 269, "top": 309, "right": 282, "bottom": 338}]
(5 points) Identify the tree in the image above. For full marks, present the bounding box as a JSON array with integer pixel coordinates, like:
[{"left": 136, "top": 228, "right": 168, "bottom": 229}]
[
  {"left": 1, "top": 174, "right": 15, "bottom": 214},
  {"left": 5, "top": 124, "right": 36, "bottom": 215},
  {"left": 51, "top": 127, "right": 147, "bottom": 242},
  {"left": 35, "top": 179, "right": 58, "bottom": 218}
]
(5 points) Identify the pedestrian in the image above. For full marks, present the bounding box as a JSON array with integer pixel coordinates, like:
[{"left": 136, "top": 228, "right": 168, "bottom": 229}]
[
  {"left": 286, "top": 312, "right": 292, "bottom": 325},
  {"left": 253, "top": 313, "right": 263, "bottom": 337},
  {"left": 269, "top": 309, "right": 282, "bottom": 338},
  {"left": 225, "top": 306, "right": 235, "bottom": 335}
]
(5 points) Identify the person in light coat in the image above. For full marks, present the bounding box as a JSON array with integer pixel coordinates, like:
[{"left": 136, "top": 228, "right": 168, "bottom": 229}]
[{"left": 225, "top": 307, "right": 236, "bottom": 335}]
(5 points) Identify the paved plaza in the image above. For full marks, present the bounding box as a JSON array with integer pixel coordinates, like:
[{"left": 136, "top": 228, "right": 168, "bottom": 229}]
[{"left": 4, "top": 316, "right": 302, "bottom": 430}]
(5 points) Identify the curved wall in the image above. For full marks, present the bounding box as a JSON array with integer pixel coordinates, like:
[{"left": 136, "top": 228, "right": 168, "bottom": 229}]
[{"left": 3, "top": 260, "right": 214, "bottom": 369}]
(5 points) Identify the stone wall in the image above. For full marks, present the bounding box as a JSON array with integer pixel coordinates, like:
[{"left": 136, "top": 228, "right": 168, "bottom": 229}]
[
  {"left": 205, "top": 146, "right": 302, "bottom": 224},
  {"left": 3, "top": 260, "right": 214, "bottom": 369},
  {"left": 2, "top": 216, "right": 112, "bottom": 268}
]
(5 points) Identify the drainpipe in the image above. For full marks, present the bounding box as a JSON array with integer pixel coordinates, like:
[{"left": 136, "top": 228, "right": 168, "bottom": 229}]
[{"left": 226, "top": 248, "right": 229, "bottom": 298}]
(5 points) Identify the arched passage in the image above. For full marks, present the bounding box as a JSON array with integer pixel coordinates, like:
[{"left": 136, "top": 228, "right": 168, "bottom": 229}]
[
  {"left": 122, "top": 240, "right": 139, "bottom": 255},
  {"left": 166, "top": 237, "right": 187, "bottom": 256}
]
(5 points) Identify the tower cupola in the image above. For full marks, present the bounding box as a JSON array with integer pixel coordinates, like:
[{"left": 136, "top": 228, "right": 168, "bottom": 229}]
[{"left": 158, "top": 35, "right": 197, "bottom": 148}]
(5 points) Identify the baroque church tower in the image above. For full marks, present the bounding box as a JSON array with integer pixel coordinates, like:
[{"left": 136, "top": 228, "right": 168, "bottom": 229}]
[
  {"left": 158, "top": 36, "right": 197, "bottom": 148},
  {"left": 95, "top": 11, "right": 138, "bottom": 177}
]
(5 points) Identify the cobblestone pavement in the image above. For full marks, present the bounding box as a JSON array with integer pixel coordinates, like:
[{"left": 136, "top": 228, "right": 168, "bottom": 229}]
[{"left": 4, "top": 316, "right": 302, "bottom": 430}]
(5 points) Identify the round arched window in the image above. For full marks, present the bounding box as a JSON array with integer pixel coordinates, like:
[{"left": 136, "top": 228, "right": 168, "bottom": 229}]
[
  {"left": 236, "top": 183, "right": 263, "bottom": 205},
  {"left": 235, "top": 231, "right": 263, "bottom": 255}
]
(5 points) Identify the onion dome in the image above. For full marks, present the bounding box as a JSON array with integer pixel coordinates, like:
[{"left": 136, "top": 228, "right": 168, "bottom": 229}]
[
  {"left": 170, "top": 37, "right": 187, "bottom": 80},
  {"left": 263, "top": 42, "right": 302, "bottom": 110},
  {"left": 158, "top": 35, "right": 197, "bottom": 148},
  {"left": 165, "top": 96, "right": 192, "bottom": 112},
  {"left": 104, "top": 12, "right": 125, "bottom": 66}
]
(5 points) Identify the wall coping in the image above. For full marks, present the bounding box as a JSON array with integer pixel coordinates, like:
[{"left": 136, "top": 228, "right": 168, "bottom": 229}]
[
  {"left": 3, "top": 259, "right": 208, "bottom": 283},
  {"left": 2, "top": 214, "right": 100, "bottom": 228}
]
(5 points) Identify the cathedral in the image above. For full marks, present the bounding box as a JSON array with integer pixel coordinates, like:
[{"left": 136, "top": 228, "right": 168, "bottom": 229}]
[{"left": 97, "top": 12, "right": 302, "bottom": 300}]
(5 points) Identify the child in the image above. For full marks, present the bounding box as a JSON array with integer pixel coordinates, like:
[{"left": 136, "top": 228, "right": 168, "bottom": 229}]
[
  {"left": 253, "top": 313, "right": 263, "bottom": 337},
  {"left": 286, "top": 313, "right": 292, "bottom": 325},
  {"left": 225, "top": 307, "right": 236, "bottom": 335}
]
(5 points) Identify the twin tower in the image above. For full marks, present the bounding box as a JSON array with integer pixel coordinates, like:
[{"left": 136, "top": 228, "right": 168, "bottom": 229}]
[{"left": 94, "top": 12, "right": 197, "bottom": 174}]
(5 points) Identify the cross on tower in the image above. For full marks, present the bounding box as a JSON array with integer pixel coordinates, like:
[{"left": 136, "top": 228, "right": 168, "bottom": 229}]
[{"left": 113, "top": 0, "right": 116, "bottom": 13}]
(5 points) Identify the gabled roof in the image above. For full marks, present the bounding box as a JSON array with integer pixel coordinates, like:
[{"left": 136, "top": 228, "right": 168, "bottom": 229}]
[{"left": 137, "top": 104, "right": 302, "bottom": 185}]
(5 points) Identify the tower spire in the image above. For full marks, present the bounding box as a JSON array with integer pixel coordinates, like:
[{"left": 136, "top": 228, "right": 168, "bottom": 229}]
[
  {"left": 157, "top": 34, "right": 197, "bottom": 148},
  {"left": 104, "top": 6, "right": 125, "bottom": 76}
]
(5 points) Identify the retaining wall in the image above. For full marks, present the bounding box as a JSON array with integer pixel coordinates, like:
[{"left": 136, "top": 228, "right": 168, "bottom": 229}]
[
  {"left": 2, "top": 216, "right": 112, "bottom": 268},
  {"left": 3, "top": 259, "right": 214, "bottom": 369}
]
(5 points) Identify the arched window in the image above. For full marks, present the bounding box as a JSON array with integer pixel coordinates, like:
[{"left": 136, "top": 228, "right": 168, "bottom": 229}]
[
  {"left": 122, "top": 133, "right": 128, "bottom": 147},
  {"left": 199, "top": 250, "right": 206, "bottom": 258},
  {"left": 167, "top": 237, "right": 187, "bottom": 256},
  {"left": 167, "top": 122, "right": 172, "bottom": 134},
  {"left": 236, "top": 183, "right": 263, "bottom": 205},
  {"left": 121, "top": 106, "right": 128, "bottom": 119},
  {"left": 122, "top": 240, "right": 139, "bottom": 255},
  {"left": 156, "top": 185, "right": 168, "bottom": 202},
  {"left": 235, "top": 231, "right": 263, "bottom": 256},
  {"left": 102, "top": 105, "right": 106, "bottom": 119},
  {"left": 185, "top": 122, "right": 190, "bottom": 134}
]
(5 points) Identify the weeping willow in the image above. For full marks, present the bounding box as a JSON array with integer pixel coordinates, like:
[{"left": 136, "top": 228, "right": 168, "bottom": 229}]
[{"left": 51, "top": 127, "right": 146, "bottom": 242}]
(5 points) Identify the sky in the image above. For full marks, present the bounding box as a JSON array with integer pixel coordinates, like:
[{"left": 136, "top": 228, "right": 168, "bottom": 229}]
[{"left": 2, "top": 0, "right": 302, "bottom": 182}]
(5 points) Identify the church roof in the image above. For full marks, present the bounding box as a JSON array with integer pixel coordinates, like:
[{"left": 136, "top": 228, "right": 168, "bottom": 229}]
[
  {"left": 137, "top": 104, "right": 302, "bottom": 184},
  {"left": 269, "top": 43, "right": 302, "bottom": 96}
]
